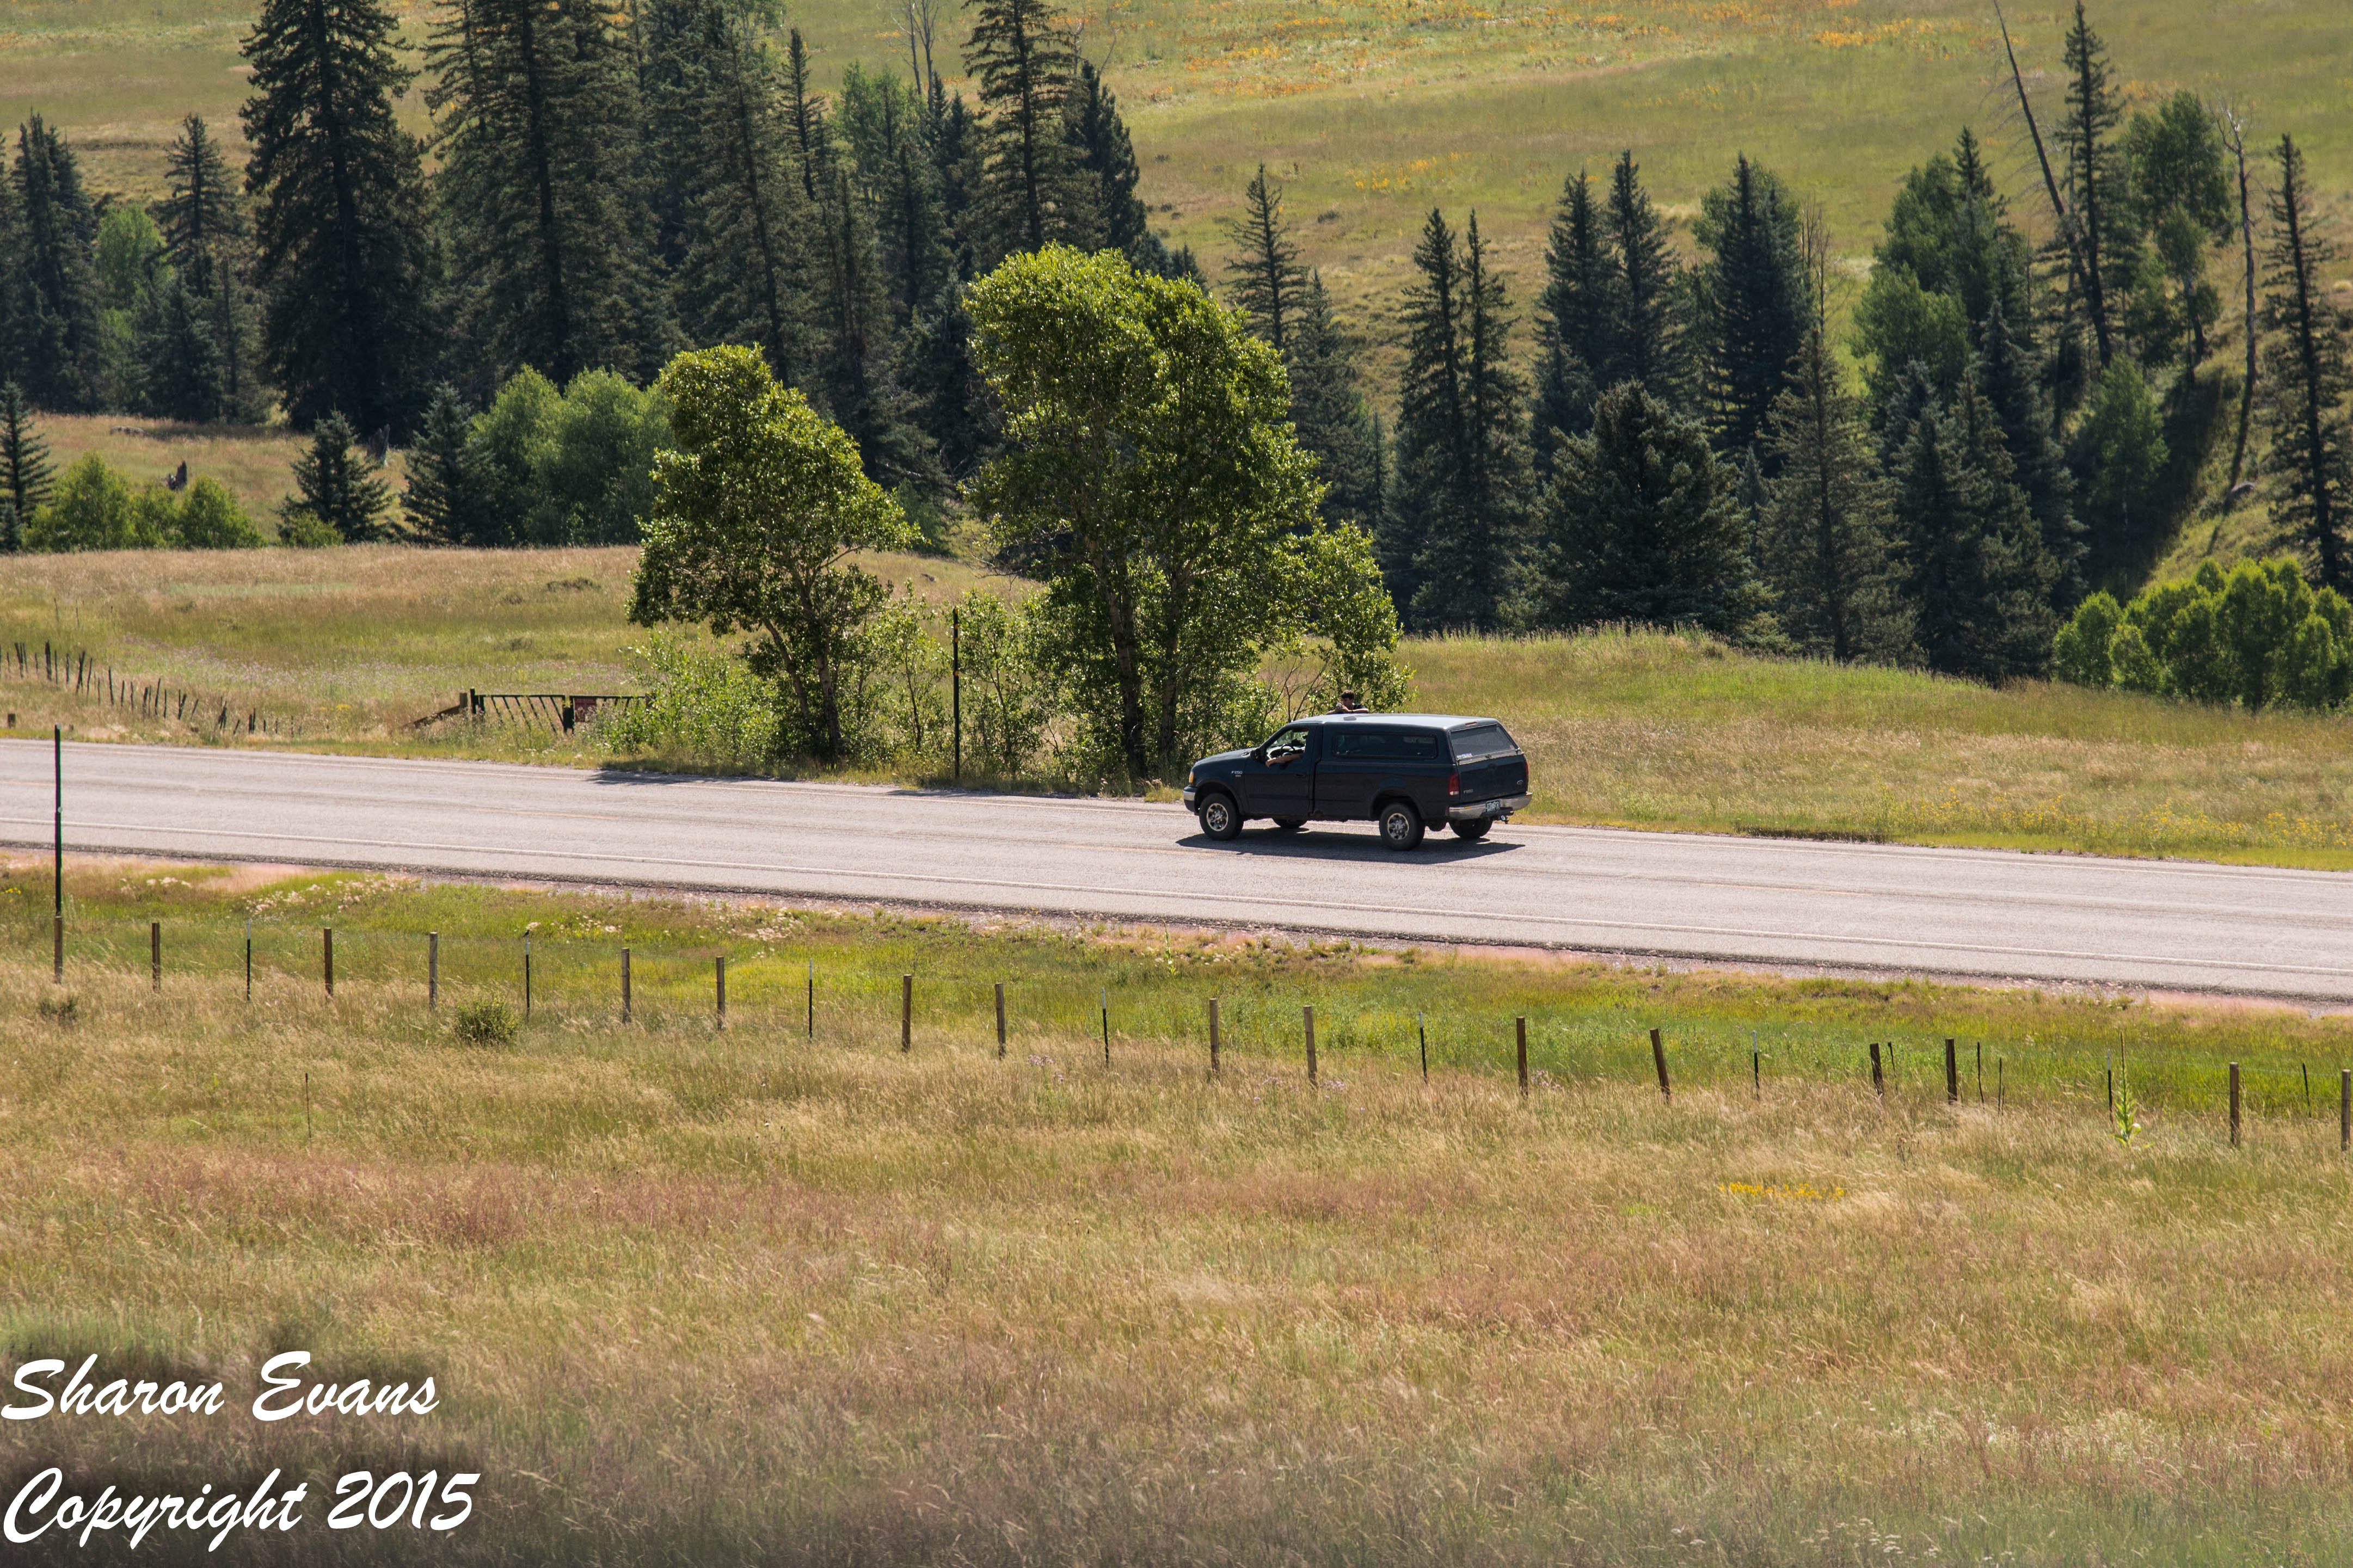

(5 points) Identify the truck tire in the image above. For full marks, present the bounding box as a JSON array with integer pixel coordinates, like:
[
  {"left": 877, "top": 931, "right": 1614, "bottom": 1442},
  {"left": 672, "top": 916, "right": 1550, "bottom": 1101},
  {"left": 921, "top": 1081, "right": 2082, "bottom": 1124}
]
[
  {"left": 1273, "top": 817, "right": 1306, "bottom": 831},
  {"left": 1377, "top": 798, "right": 1425, "bottom": 851},
  {"left": 1199, "top": 792, "right": 1242, "bottom": 841},
  {"left": 1452, "top": 817, "right": 1491, "bottom": 841}
]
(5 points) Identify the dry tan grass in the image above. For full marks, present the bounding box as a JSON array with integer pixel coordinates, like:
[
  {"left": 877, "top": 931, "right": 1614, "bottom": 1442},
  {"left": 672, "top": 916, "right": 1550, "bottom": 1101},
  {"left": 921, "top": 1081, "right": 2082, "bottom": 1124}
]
[{"left": 3, "top": 869, "right": 2353, "bottom": 1561}]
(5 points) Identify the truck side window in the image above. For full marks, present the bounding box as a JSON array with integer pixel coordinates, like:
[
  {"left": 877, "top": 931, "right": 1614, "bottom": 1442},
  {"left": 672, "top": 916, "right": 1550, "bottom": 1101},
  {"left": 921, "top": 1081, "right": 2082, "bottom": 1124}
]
[{"left": 1265, "top": 727, "right": 1311, "bottom": 762}]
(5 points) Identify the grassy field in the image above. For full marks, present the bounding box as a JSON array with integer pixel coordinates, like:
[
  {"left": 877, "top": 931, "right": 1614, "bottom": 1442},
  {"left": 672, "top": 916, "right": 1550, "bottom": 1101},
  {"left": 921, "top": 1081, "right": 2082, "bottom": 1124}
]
[
  {"left": 9, "top": 545, "right": 2353, "bottom": 868},
  {"left": 4, "top": 860, "right": 2353, "bottom": 1563},
  {"left": 37, "top": 413, "right": 316, "bottom": 523}
]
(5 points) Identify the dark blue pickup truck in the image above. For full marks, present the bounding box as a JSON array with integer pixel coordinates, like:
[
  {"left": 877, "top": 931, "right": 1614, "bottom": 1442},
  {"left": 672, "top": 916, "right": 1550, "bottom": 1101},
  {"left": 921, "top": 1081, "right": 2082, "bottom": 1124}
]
[{"left": 1181, "top": 713, "right": 1531, "bottom": 850}]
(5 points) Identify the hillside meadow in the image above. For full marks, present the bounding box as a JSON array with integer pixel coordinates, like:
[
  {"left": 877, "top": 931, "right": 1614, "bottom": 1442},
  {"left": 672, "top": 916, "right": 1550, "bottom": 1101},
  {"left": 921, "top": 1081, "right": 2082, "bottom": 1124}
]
[
  {"left": 3, "top": 863, "right": 2353, "bottom": 1563},
  {"left": 8, "top": 0, "right": 2348, "bottom": 356},
  {"left": 7, "top": 546, "right": 2353, "bottom": 866}
]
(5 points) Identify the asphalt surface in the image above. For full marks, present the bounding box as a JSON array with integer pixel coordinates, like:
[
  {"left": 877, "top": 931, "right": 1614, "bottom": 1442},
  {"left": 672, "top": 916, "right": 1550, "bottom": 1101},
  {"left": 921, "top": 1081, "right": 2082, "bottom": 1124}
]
[{"left": 1, "top": 739, "right": 2348, "bottom": 1000}]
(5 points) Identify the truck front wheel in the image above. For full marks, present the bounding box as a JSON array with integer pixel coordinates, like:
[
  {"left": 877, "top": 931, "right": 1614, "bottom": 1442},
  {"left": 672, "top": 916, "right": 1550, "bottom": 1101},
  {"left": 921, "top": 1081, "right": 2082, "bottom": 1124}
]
[
  {"left": 1199, "top": 793, "right": 1242, "bottom": 841},
  {"left": 1378, "top": 800, "right": 1426, "bottom": 851}
]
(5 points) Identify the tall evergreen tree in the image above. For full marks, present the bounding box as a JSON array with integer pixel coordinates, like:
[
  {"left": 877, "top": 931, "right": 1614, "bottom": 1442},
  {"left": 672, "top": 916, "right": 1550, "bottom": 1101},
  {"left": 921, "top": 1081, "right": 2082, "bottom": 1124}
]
[
  {"left": 2258, "top": 133, "right": 2353, "bottom": 592},
  {"left": 1973, "top": 293, "right": 2081, "bottom": 598},
  {"left": 1522, "top": 382, "right": 1753, "bottom": 634},
  {"left": 815, "top": 164, "right": 942, "bottom": 492},
  {"left": 136, "top": 273, "right": 225, "bottom": 422},
  {"left": 902, "top": 279, "right": 994, "bottom": 481},
  {"left": 0, "top": 382, "right": 56, "bottom": 536},
  {"left": 650, "top": 0, "right": 815, "bottom": 380},
  {"left": 243, "top": 0, "right": 434, "bottom": 433},
  {"left": 157, "top": 114, "right": 263, "bottom": 421},
  {"left": 285, "top": 410, "right": 395, "bottom": 541},
  {"left": 963, "top": 0, "right": 1093, "bottom": 266},
  {"left": 1384, "top": 210, "right": 1528, "bottom": 629},
  {"left": 9, "top": 118, "right": 103, "bottom": 411},
  {"left": 1889, "top": 373, "right": 2058, "bottom": 680},
  {"left": 1759, "top": 300, "right": 1909, "bottom": 662},
  {"left": 401, "top": 383, "right": 488, "bottom": 544},
  {"left": 1285, "top": 273, "right": 1384, "bottom": 531},
  {"left": 1696, "top": 153, "right": 1807, "bottom": 463},
  {"left": 929, "top": 83, "right": 980, "bottom": 277},
  {"left": 2057, "top": 0, "right": 2135, "bottom": 368},
  {"left": 838, "top": 66, "right": 951, "bottom": 329},
  {"left": 1222, "top": 164, "right": 1308, "bottom": 353},
  {"left": 1604, "top": 150, "right": 1685, "bottom": 406},
  {"left": 1066, "top": 61, "right": 1150, "bottom": 262},
  {"left": 427, "top": 0, "right": 672, "bottom": 390},
  {"left": 1531, "top": 168, "right": 1615, "bottom": 470},
  {"left": 782, "top": 29, "right": 838, "bottom": 205}
]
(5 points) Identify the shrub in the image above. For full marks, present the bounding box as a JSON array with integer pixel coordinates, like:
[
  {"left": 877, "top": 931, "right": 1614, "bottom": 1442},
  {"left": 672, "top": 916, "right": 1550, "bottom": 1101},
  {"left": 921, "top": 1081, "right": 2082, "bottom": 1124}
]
[
  {"left": 603, "top": 634, "right": 781, "bottom": 766},
  {"left": 454, "top": 1000, "right": 517, "bottom": 1047},
  {"left": 175, "top": 476, "right": 265, "bottom": 548},
  {"left": 2050, "top": 557, "right": 2353, "bottom": 710},
  {"left": 36, "top": 994, "right": 79, "bottom": 1028},
  {"left": 278, "top": 510, "right": 342, "bottom": 548}
]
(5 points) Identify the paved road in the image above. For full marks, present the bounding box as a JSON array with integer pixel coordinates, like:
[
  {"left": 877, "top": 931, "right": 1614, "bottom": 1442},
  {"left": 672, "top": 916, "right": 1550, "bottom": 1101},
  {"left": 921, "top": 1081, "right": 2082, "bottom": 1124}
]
[{"left": 1, "top": 740, "right": 2346, "bottom": 1000}]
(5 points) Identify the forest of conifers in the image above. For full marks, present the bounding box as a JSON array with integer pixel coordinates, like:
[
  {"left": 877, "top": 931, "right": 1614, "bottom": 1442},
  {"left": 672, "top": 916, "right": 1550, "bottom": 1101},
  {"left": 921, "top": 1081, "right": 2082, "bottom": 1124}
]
[{"left": 0, "top": 0, "right": 2347, "bottom": 691}]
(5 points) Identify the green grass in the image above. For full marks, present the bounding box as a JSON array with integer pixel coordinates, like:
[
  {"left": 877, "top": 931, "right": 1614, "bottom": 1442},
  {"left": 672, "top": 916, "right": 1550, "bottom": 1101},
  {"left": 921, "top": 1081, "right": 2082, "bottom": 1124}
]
[
  {"left": 9, "top": 548, "right": 2353, "bottom": 865},
  {"left": 5, "top": 860, "right": 2353, "bottom": 1562}
]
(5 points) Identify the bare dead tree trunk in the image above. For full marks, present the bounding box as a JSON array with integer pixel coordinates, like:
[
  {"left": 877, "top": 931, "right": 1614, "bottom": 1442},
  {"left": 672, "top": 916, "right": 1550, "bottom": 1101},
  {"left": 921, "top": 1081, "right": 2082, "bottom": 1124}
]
[{"left": 2223, "top": 102, "right": 2259, "bottom": 496}]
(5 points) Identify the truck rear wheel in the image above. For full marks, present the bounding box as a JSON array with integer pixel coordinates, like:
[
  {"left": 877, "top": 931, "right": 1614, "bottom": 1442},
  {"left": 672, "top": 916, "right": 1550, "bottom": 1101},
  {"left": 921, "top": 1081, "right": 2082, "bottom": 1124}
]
[
  {"left": 1199, "top": 793, "right": 1242, "bottom": 841},
  {"left": 1378, "top": 799, "right": 1425, "bottom": 851},
  {"left": 1452, "top": 817, "right": 1491, "bottom": 841}
]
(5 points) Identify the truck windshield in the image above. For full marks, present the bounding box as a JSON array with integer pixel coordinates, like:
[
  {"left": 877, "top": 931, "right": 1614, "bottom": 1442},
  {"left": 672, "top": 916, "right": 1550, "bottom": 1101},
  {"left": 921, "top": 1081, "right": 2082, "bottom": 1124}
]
[{"left": 1448, "top": 722, "right": 1518, "bottom": 763}]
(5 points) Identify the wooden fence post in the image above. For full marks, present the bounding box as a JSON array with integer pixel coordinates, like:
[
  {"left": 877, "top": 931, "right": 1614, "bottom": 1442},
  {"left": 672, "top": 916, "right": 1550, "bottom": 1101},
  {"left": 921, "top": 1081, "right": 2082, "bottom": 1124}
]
[
  {"left": 1650, "top": 1027, "right": 1670, "bottom": 1102},
  {"left": 619, "top": 946, "right": 629, "bottom": 1023},
  {"left": 2229, "top": 1061, "right": 2241, "bottom": 1147},
  {"left": 323, "top": 927, "right": 334, "bottom": 998},
  {"left": 1870, "top": 1042, "right": 1883, "bottom": 1099},
  {"left": 1418, "top": 1010, "right": 1428, "bottom": 1082},
  {"left": 1101, "top": 988, "right": 1110, "bottom": 1067},
  {"left": 1945, "top": 1038, "right": 1957, "bottom": 1103},
  {"left": 2340, "top": 1068, "right": 2349, "bottom": 1152},
  {"left": 995, "top": 982, "right": 1007, "bottom": 1059},
  {"left": 901, "top": 973, "right": 912, "bottom": 1052},
  {"left": 806, "top": 961, "right": 814, "bottom": 1039},
  {"left": 716, "top": 956, "right": 727, "bottom": 1031},
  {"left": 1516, "top": 1016, "right": 1528, "bottom": 1098},
  {"left": 1208, "top": 997, "right": 1220, "bottom": 1075},
  {"left": 429, "top": 932, "right": 439, "bottom": 1011},
  {"left": 524, "top": 934, "right": 532, "bottom": 1018},
  {"left": 1304, "top": 1005, "right": 1317, "bottom": 1084},
  {"left": 150, "top": 921, "right": 161, "bottom": 991}
]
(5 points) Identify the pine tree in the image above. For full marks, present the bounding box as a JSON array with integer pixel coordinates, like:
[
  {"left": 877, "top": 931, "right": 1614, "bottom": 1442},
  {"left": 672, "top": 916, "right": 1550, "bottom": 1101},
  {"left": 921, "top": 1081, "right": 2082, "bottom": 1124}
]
[
  {"left": 1386, "top": 210, "right": 1531, "bottom": 629},
  {"left": 1532, "top": 168, "right": 1616, "bottom": 468},
  {"left": 1890, "top": 374, "right": 2059, "bottom": 680},
  {"left": 285, "top": 411, "right": 395, "bottom": 542},
  {"left": 1973, "top": 292, "right": 2081, "bottom": 598},
  {"left": 1222, "top": 165, "right": 1307, "bottom": 352},
  {"left": 836, "top": 68, "right": 950, "bottom": 330},
  {"left": 930, "top": 83, "right": 980, "bottom": 277},
  {"left": 10, "top": 118, "right": 103, "bottom": 411},
  {"left": 1409, "top": 214, "right": 1530, "bottom": 630},
  {"left": 2057, "top": 0, "right": 2136, "bottom": 368},
  {"left": 1759, "top": 310, "right": 1909, "bottom": 662},
  {"left": 963, "top": 0, "right": 1093, "bottom": 266},
  {"left": 782, "top": 29, "right": 838, "bottom": 204},
  {"left": 1604, "top": 150, "right": 1685, "bottom": 406},
  {"left": 2259, "top": 133, "right": 2353, "bottom": 592},
  {"left": 652, "top": 0, "right": 815, "bottom": 380},
  {"left": 815, "top": 165, "right": 942, "bottom": 493},
  {"left": 243, "top": 0, "right": 434, "bottom": 433},
  {"left": 1067, "top": 61, "right": 1151, "bottom": 263},
  {"left": 1285, "top": 273, "right": 1384, "bottom": 530},
  {"left": 402, "top": 384, "right": 488, "bottom": 544},
  {"left": 1522, "top": 381, "right": 1753, "bottom": 634},
  {"left": 1697, "top": 154, "right": 1807, "bottom": 464},
  {"left": 0, "top": 381, "right": 55, "bottom": 538},
  {"left": 137, "top": 273, "right": 225, "bottom": 423},
  {"left": 427, "top": 0, "right": 673, "bottom": 390},
  {"left": 902, "top": 279, "right": 995, "bottom": 481},
  {"left": 157, "top": 114, "right": 263, "bottom": 421}
]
